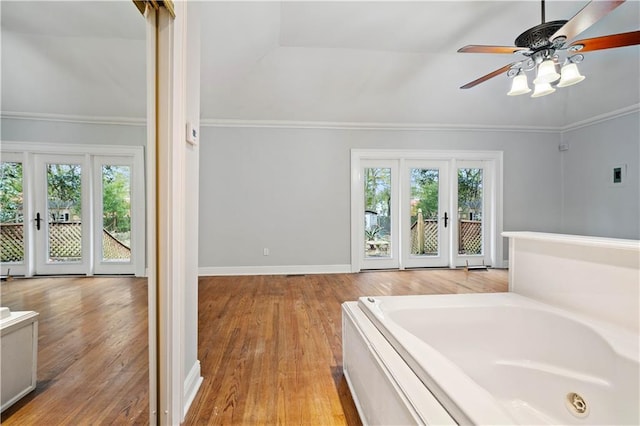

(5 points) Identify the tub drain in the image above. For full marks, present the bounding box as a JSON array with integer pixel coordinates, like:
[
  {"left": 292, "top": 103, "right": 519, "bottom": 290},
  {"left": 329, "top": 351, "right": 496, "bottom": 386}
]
[{"left": 565, "top": 392, "right": 589, "bottom": 418}]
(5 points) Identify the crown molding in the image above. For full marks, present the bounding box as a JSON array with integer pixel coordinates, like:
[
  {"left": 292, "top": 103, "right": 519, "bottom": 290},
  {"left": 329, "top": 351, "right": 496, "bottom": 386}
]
[
  {"left": 200, "top": 105, "right": 640, "bottom": 132},
  {"left": 560, "top": 104, "right": 640, "bottom": 133},
  {"left": 199, "top": 118, "right": 560, "bottom": 133},
  {"left": 3, "top": 105, "right": 637, "bottom": 133},
  {"left": 0, "top": 111, "right": 145, "bottom": 126}
]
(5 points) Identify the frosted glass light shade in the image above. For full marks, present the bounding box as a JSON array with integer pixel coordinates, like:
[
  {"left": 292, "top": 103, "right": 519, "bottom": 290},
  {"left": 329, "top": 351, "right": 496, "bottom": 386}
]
[
  {"left": 533, "top": 59, "right": 560, "bottom": 84},
  {"left": 531, "top": 82, "right": 556, "bottom": 98},
  {"left": 557, "top": 62, "right": 586, "bottom": 87},
  {"left": 507, "top": 74, "right": 531, "bottom": 96}
]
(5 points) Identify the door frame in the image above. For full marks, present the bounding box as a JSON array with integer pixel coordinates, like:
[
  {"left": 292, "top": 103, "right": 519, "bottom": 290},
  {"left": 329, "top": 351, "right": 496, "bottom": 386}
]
[
  {"left": 0, "top": 152, "right": 29, "bottom": 276},
  {"left": 93, "top": 155, "right": 144, "bottom": 275},
  {"left": 0, "top": 142, "right": 145, "bottom": 277},
  {"left": 351, "top": 149, "right": 504, "bottom": 272},
  {"left": 360, "top": 159, "right": 401, "bottom": 270},
  {"left": 33, "top": 153, "right": 91, "bottom": 275}
]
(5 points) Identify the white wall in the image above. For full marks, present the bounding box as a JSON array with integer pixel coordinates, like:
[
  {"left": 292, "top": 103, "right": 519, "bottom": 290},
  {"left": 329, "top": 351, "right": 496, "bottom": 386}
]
[
  {"left": 560, "top": 112, "right": 640, "bottom": 239},
  {"left": 198, "top": 126, "right": 562, "bottom": 270}
]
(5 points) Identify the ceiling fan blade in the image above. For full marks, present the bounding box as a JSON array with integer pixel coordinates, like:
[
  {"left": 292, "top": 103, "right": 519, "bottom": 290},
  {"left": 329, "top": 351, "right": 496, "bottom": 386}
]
[
  {"left": 551, "top": 0, "right": 625, "bottom": 42},
  {"left": 460, "top": 63, "right": 516, "bottom": 89},
  {"left": 458, "top": 45, "right": 527, "bottom": 54},
  {"left": 569, "top": 30, "right": 640, "bottom": 52}
]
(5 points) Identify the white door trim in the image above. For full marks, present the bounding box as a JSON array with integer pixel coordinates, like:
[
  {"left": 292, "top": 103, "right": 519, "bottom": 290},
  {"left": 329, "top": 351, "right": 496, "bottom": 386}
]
[{"left": 351, "top": 149, "right": 504, "bottom": 271}]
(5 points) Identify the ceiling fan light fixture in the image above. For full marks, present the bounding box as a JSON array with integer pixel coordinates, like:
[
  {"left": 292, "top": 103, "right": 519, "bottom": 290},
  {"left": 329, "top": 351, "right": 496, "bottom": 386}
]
[
  {"left": 557, "top": 62, "right": 586, "bottom": 87},
  {"left": 531, "top": 82, "right": 555, "bottom": 98},
  {"left": 507, "top": 72, "right": 531, "bottom": 96},
  {"left": 533, "top": 59, "right": 560, "bottom": 85}
]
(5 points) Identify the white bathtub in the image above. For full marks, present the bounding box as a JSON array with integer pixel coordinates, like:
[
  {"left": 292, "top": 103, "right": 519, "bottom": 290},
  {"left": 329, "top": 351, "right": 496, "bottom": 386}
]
[{"left": 355, "top": 293, "right": 639, "bottom": 425}]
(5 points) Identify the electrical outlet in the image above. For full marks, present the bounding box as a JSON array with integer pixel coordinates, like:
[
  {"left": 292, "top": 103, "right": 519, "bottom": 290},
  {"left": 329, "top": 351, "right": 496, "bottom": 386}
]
[{"left": 263, "top": 248, "right": 269, "bottom": 256}]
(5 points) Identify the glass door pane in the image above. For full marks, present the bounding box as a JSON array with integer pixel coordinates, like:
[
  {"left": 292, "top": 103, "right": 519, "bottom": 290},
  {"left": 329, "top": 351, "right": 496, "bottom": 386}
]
[
  {"left": 410, "top": 168, "right": 439, "bottom": 256},
  {"left": 457, "top": 167, "right": 483, "bottom": 256},
  {"left": 403, "top": 160, "right": 450, "bottom": 268},
  {"left": 0, "top": 158, "right": 25, "bottom": 275},
  {"left": 455, "top": 160, "right": 493, "bottom": 268},
  {"left": 46, "top": 163, "right": 83, "bottom": 263},
  {"left": 364, "top": 167, "right": 392, "bottom": 259},
  {"left": 94, "top": 155, "right": 140, "bottom": 275},
  {"left": 101, "top": 165, "right": 132, "bottom": 263},
  {"left": 361, "top": 160, "right": 399, "bottom": 270}
]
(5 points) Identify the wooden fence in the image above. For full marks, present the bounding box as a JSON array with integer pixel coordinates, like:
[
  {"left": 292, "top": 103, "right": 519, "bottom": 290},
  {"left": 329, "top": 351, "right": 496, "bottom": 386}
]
[
  {"left": 1, "top": 222, "right": 130, "bottom": 263},
  {"left": 411, "top": 219, "right": 482, "bottom": 255}
]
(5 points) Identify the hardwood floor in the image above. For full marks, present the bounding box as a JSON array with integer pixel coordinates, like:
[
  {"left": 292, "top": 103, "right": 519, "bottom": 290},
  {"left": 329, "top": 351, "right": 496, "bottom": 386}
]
[
  {"left": 185, "top": 268, "right": 508, "bottom": 425},
  {"left": 0, "top": 269, "right": 507, "bottom": 425},
  {"left": 0, "top": 276, "right": 149, "bottom": 425}
]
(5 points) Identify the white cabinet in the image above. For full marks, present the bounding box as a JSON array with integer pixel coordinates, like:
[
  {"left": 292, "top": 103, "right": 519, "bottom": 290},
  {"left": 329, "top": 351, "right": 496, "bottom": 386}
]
[{"left": 1, "top": 308, "right": 39, "bottom": 412}]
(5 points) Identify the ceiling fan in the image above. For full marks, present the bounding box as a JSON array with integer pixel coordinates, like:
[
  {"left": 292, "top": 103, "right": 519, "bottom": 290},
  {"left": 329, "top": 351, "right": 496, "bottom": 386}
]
[{"left": 458, "top": 0, "right": 640, "bottom": 97}]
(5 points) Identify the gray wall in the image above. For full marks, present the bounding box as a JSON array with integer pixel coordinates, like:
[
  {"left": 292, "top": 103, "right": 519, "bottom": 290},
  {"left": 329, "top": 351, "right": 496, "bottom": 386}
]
[
  {"left": 198, "top": 126, "right": 563, "bottom": 268},
  {"left": 1, "top": 117, "right": 145, "bottom": 146},
  {"left": 561, "top": 112, "right": 640, "bottom": 239}
]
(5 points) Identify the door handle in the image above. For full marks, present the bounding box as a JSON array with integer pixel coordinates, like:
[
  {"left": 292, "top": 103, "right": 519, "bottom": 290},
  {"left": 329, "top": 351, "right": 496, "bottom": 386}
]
[
  {"left": 442, "top": 212, "right": 448, "bottom": 228},
  {"left": 35, "top": 212, "right": 42, "bottom": 230}
]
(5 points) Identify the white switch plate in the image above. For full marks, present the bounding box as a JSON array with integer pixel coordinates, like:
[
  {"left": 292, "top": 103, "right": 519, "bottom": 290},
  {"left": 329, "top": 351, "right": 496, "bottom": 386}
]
[{"left": 186, "top": 122, "right": 198, "bottom": 145}]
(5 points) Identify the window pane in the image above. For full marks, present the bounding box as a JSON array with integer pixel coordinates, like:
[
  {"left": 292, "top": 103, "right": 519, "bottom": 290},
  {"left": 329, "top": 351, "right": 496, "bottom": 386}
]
[
  {"left": 102, "top": 165, "right": 131, "bottom": 262},
  {"left": 410, "top": 168, "right": 439, "bottom": 256},
  {"left": 47, "top": 163, "right": 82, "bottom": 263},
  {"left": 0, "top": 162, "right": 24, "bottom": 263},
  {"left": 458, "top": 168, "right": 483, "bottom": 255},
  {"left": 364, "top": 168, "right": 391, "bottom": 258}
]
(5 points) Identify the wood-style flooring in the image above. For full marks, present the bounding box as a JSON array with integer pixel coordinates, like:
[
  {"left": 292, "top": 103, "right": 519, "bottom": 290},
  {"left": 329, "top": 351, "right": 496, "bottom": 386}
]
[
  {"left": 1, "top": 276, "right": 149, "bottom": 425},
  {"left": 0, "top": 269, "right": 508, "bottom": 425},
  {"left": 185, "top": 269, "right": 508, "bottom": 425}
]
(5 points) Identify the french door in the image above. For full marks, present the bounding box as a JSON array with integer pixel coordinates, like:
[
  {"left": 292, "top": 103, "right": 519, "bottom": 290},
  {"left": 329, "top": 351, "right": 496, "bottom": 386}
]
[
  {"left": 0, "top": 152, "right": 27, "bottom": 276},
  {"left": 34, "top": 154, "right": 91, "bottom": 275},
  {"left": 402, "top": 160, "right": 451, "bottom": 268},
  {"left": 0, "top": 144, "right": 145, "bottom": 277},
  {"left": 352, "top": 150, "right": 502, "bottom": 271}
]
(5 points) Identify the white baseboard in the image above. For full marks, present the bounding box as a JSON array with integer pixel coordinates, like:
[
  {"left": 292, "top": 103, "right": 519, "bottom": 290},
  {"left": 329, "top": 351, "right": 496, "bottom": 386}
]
[
  {"left": 183, "top": 360, "right": 203, "bottom": 421},
  {"left": 198, "top": 264, "right": 352, "bottom": 276}
]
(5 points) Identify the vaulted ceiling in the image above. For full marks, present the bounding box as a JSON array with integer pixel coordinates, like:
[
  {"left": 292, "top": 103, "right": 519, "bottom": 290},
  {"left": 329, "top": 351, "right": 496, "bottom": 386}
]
[{"left": 2, "top": 1, "right": 639, "bottom": 129}]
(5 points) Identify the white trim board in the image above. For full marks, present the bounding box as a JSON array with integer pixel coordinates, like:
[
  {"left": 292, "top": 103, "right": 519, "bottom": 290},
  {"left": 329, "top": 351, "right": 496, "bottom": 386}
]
[
  {"left": 0, "top": 141, "right": 144, "bottom": 156},
  {"left": 182, "top": 360, "right": 203, "bottom": 422},
  {"left": 200, "top": 104, "right": 639, "bottom": 133},
  {"left": 198, "top": 264, "right": 352, "bottom": 276},
  {"left": 1, "top": 111, "right": 145, "bottom": 127},
  {"left": 199, "top": 119, "right": 559, "bottom": 133}
]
